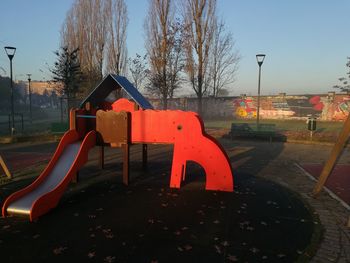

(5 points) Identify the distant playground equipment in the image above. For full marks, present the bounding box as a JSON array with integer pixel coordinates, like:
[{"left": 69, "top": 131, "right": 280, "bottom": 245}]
[{"left": 2, "top": 75, "right": 233, "bottom": 221}]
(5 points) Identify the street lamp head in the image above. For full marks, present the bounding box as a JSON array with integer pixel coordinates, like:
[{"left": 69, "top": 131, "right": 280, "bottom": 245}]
[
  {"left": 27, "top": 73, "right": 31, "bottom": 82},
  {"left": 256, "top": 54, "right": 266, "bottom": 66},
  {"left": 4, "top": 46, "right": 16, "bottom": 60}
]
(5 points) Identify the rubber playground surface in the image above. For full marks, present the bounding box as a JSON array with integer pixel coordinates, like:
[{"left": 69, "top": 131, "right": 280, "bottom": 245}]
[
  {"left": 0, "top": 142, "right": 320, "bottom": 262},
  {"left": 301, "top": 163, "right": 350, "bottom": 207},
  {"left": 1, "top": 152, "right": 51, "bottom": 171}
]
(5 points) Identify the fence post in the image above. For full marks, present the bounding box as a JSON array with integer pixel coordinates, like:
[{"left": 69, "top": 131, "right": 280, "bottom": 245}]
[
  {"left": 8, "top": 114, "right": 10, "bottom": 133},
  {"left": 21, "top": 114, "right": 24, "bottom": 132}
]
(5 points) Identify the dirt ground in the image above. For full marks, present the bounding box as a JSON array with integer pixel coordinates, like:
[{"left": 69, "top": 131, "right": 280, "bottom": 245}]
[{"left": 0, "top": 135, "right": 349, "bottom": 262}]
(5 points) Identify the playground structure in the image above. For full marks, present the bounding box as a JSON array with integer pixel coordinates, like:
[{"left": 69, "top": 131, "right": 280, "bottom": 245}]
[{"left": 2, "top": 75, "right": 233, "bottom": 221}]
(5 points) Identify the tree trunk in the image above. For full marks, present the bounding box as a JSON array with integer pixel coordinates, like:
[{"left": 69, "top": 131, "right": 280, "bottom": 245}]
[
  {"left": 162, "top": 93, "right": 168, "bottom": 110},
  {"left": 197, "top": 93, "right": 203, "bottom": 117}
]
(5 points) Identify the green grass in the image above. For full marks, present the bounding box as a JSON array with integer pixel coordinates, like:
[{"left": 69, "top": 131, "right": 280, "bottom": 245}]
[
  {"left": 204, "top": 119, "right": 344, "bottom": 133},
  {"left": 0, "top": 108, "right": 67, "bottom": 136}
]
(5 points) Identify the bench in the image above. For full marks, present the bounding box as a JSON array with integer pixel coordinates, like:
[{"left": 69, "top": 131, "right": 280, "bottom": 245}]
[
  {"left": 230, "top": 123, "right": 254, "bottom": 138},
  {"left": 230, "top": 123, "right": 277, "bottom": 142},
  {"left": 256, "top": 123, "right": 276, "bottom": 142}
]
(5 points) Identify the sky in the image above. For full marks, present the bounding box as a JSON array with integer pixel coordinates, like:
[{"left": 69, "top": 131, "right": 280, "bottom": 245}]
[{"left": 0, "top": 0, "right": 350, "bottom": 96}]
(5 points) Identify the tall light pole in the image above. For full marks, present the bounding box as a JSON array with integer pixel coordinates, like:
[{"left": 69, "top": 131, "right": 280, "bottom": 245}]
[
  {"left": 256, "top": 54, "right": 266, "bottom": 129},
  {"left": 27, "top": 74, "right": 32, "bottom": 124},
  {"left": 4, "top": 46, "right": 16, "bottom": 135}
]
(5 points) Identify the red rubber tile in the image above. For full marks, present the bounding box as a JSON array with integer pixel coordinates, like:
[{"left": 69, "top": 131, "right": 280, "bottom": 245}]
[{"left": 302, "top": 164, "right": 350, "bottom": 206}]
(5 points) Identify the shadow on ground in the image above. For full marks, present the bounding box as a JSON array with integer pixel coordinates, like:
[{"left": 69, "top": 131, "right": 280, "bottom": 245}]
[{"left": 0, "top": 141, "right": 320, "bottom": 262}]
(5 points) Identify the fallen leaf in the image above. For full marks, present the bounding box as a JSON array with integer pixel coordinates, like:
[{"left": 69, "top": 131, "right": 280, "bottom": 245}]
[
  {"left": 174, "top": 231, "right": 181, "bottom": 236},
  {"left": 184, "top": 245, "right": 192, "bottom": 251},
  {"left": 214, "top": 245, "right": 222, "bottom": 254},
  {"left": 221, "top": 241, "right": 229, "bottom": 247},
  {"left": 250, "top": 247, "right": 259, "bottom": 254},
  {"left": 53, "top": 246, "right": 67, "bottom": 255},
  {"left": 227, "top": 254, "right": 238, "bottom": 262},
  {"left": 104, "top": 256, "right": 116, "bottom": 263}
]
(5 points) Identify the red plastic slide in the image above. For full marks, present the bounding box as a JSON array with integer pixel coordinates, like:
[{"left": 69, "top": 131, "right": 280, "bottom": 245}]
[{"left": 2, "top": 130, "right": 96, "bottom": 221}]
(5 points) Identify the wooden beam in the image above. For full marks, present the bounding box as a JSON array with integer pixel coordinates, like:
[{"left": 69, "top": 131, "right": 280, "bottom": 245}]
[
  {"left": 122, "top": 144, "right": 130, "bottom": 185},
  {"left": 0, "top": 155, "right": 12, "bottom": 179},
  {"left": 72, "top": 171, "right": 79, "bottom": 184},
  {"left": 99, "top": 145, "right": 105, "bottom": 169},
  {"left": 142, "top": 144, "right": 148, "bottom": 170},
  {"left": 312, "top": 113, "right": 350, "bottom": 196}
]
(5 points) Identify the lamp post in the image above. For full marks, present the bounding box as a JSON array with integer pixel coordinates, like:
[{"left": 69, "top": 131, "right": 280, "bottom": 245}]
[
  {"left": 256, "top": 54, "right": 266, "bottom": 129},
  {"left": 27, "top": 74, "right": 32, "bottom": 124},
  {"left": 4, "top": 46, "right": 16, "bottom": 135}
]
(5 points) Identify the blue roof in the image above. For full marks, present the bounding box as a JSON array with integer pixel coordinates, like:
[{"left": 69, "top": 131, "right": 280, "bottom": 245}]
[{"left": 80, "top": 74, "right": 153, "bottom": 109}]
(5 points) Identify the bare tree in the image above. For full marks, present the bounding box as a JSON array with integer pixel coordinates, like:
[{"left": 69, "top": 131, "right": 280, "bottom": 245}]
[
  {"left": 167, "top": 20, "right": 185, "bottom": 98},
  {"left": 334, "top": 57, "right": 350, "bottom": 94},
  {"left": 209, "top": 20, "right": 240, "bottom": 97},
  {"left": 183, "top": 0, "right": 216, "bottom": 115},
  {"left": 128, "top": 53, "right": 149, "bottom": 90},
  {"left": 144, "top": 0, "right": 183, "bottom": 109},
  {"left": 61, "top": 0, "right": 114, "bottom": 95},
  {"left": 105, "top": 0, "right": 128, "bottom": 75}
]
